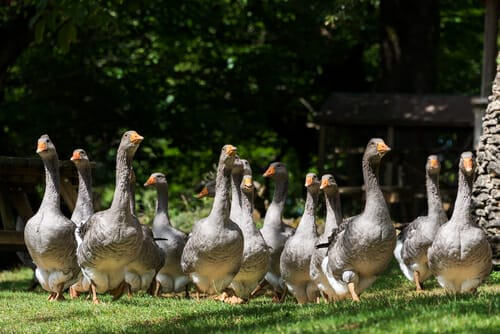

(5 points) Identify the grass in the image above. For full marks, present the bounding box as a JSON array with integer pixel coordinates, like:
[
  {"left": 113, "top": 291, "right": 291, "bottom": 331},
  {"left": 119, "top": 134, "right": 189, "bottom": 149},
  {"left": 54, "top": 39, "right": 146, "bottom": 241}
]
[{"left": 0, "top": 262, "right": 498, "bottom": 334}]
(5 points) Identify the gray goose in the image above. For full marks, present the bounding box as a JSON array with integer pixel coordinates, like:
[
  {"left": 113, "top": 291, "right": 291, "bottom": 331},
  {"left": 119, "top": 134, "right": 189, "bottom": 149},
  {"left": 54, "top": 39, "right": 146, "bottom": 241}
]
[
  {"left": 144, "top": 172, "right": 190, "bottom": 296},
  {"left": 228, "top": 160, "right": 270, "bottom": 303},
  {"left": 428, "top": 152, "right": 492, "bottom": 293},
  {"left": 23, "top": 134, "right": 80, "bottom": 301},
  {"left": 124, "top": 169, "right": 166, "bottom": 295},
  {"left": 394, "top": 155, "right": 447, "bottom": 291},
  {"left": 324, "top": 138, "right": 395, "bottom": 301},
  {"left": 280, "top": 173, "right": 321, "bottom": 304},
  {"left": 180, "top": 144, "right": 244, "bottom": 295},
  {"left": 77, "top": 130, "right": 144, "bottom": 304},
  {"left": 258, "top": 162, "right": 294, "bottom": 298},
  {"left": 68, "top": 148, "right": 95, "bottom": 298},
  {"left": 310, "top": 174, "right": 342, "bottom": 301}
]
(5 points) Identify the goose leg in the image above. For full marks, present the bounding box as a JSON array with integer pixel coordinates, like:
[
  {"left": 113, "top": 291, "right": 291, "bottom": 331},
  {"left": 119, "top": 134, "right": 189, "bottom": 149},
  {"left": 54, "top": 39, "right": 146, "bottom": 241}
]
[
  {"left": 277, "top": 285, "right": 288, "bottom": 303},
  {"left": 250, "top": 278, "right": 269, "bottom": 297},
  {"left": 90, "top": 283, "right": 100, "bottom": 304},
  {"left": 347, "top": 282, "right": 360, "bottom": 302},
  {"left": 110, "top": 281, "right": 129, "bottom": 300},
  {"left": 414, "top": 271, "right": 423, "bottom": 292},
  {"left": 154, "top": 280, "right": 161, "bottom": 297},
  {"left": 69, "top": 285, "right": 80, "bottom": 299},
  {"left": 47, "top": 292, "right": 56, "bottom": 301},
  {"left": 184, "top": 284, "right": 190, "bottom": 299}
]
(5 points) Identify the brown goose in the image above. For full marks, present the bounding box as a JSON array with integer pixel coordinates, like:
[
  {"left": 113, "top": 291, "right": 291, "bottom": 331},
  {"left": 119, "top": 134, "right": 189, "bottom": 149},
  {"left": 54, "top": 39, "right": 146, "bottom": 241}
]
[
  {"left": 181, "top": 145, "right": 244, "bottom": 295},
  {"left": 394, "top": 155, "right": 447, "bottom": 291},
  {"left": 144, "top": 172, "right": 190, "bottom": 296},
  {"left": 324, "top": 138, "right": 395, "bottom": 301},
  {"left": 77, "top": 130, "right": 144, "bottom": 304},
  {"left": 68, "top": 148, "right": 94, "bottom": 298},
  {"left": 259, "top": 162, "right": 294, "bottom": 298},
  {"left": 23, "top": 134, "right": 80, "bottom": 301},
  {"left": 280, "top": 173, "right": 321, "bottom": 304},
  {"left": 310, "top": 174, "right": 342, "bottom": 301},
  {"left": 228, "top": 160, "right": 269, "bottom": 303},
  {"left": 428, "top": 152, "right": 492, "bottom": 293}
]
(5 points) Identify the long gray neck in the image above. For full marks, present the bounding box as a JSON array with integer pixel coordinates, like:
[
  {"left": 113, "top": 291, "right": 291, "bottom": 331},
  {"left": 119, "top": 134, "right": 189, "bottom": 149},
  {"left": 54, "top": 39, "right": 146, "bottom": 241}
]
[
  {"left": 264, "top": 178, "right": 288, "bottom": 229},
  {"left": 110, "top": 147, "right": 132, "bottom": 214},
  {"left": 426, "top": 172, "right": 445, "bottom": 222},
  {"left": 40, "top": 154, "right": 61, "bottom": 210},
  {"left": 230, "top": 172, "right": 243, "bottom": 220},
  {"left": 155, "top": 183, "right": 171, "bottom": 226},
  {"left": 209, "top": 162, "right": 231, "bottom": 224},
  {"left": 323, "top": 190, "right": 341, "bottom": 237},
  {"left": 71, "top": 164, "right": 93, "bottom": 224},
  {"left": 362, "top": 157, "right": 389, "bottom": 220},
  {"left": 240, "top": 189, "right": 255, "bottom": 231},
  {"left": 451, "top": 169, "right": 473, "bottom": 224},
  {"left": 295, "top": 188, "right": 318, "bottom": 236}
]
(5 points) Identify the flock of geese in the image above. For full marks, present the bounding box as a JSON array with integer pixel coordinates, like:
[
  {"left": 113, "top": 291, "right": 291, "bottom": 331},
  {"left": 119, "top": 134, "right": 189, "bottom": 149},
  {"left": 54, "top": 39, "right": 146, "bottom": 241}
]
[{"left": 22, "top": 130, "right": 493, "bottom": 305}]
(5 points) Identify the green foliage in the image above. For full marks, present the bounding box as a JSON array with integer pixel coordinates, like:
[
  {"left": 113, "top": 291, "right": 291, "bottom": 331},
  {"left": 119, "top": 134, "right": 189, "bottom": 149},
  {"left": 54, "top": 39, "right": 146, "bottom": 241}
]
[
  {"left": 0, "top": 1, "right": 487, "bottom": 214},
  {"left": 0, "top": 265, "right": 498, "bottom": 333}
]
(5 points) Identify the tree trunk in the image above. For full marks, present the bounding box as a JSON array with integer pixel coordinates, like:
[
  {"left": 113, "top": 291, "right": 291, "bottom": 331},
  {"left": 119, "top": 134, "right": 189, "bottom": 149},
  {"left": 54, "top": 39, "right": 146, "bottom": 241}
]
[{"left": 379, "top": 0, "right": 439, "bottom": 93}]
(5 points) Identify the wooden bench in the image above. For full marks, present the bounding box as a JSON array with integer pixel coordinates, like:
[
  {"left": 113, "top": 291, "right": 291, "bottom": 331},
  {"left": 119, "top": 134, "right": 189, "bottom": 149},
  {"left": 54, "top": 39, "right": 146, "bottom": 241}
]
[{"left": 0, "top": 156, "right": 79, "bottom": 252}]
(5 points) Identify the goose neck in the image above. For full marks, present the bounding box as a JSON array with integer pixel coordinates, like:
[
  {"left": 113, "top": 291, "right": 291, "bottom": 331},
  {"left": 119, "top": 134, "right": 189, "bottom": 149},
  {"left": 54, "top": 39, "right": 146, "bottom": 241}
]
[
  {"left": 323, "top": 190, "right": 341, "bottom": 235},
  {"left": 230, "top": 172, "right": 243, "bottom": 219},
  {"left": 451, "top": 170, "right": 473, "bottom": 224},
  {"left": 40, "top": 154, "right": 61, "bottom": 209},
  {"left": 426, "top": 172, "right": 444, "bottom": 221},
  {"left": 72, "top": 165, "right": 94, "bottom": 222},
  {"left": 296, "top": 189, "right": 318, "bottom": 235},
  {"left": 155, "top": 183, "right": 170, "bottom": 225},
  {"left": 209, "top": 164, "right": 231, "bottom": 223},
  {"left": 110, "top": 147, "right": 132, "bottom": 213},
  {"left": 362, "top": 157, "right": 389, "bottom": 218}
]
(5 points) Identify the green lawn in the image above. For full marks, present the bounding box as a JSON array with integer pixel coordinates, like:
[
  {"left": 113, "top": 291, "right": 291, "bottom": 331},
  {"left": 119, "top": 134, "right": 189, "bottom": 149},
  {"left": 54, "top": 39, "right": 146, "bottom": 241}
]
[{"left": 0, "top": 261, "right": 498, "bottom": 334}]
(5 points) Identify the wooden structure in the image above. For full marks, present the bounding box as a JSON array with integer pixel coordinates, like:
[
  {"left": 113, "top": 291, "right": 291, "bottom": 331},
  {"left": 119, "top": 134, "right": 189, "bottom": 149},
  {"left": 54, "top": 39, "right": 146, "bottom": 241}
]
[
  {"left": 314, "top": 93, "right": 476, "bottom": 223},
  {"left": 0, "top": 156, "right": 78, "bottom": 252}
]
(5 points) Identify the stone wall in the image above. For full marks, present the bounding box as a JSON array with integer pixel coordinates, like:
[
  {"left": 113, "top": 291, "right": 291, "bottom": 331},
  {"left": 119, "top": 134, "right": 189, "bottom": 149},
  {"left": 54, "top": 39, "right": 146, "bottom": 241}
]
[{"left": 473, "top": 58, "right": 500, "bottom": 266}]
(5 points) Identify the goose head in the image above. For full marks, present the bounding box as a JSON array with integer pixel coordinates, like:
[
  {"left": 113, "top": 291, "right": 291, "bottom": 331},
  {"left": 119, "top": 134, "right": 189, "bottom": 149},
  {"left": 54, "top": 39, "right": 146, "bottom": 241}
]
[
  {"left": 241, "top": 175, "right": 254, "bottom": 194},
  {"left": 263, "top": 161, "right": 288, "bottom": 181},
  {"left": 144, "top": 172, "right": 168, "bottom": 188},
  {"left": 459, "top": 151, "right": 475, "bottom": 177},
  {"left": 305, "top": 173, "right": 320, "bottom": 191},
  {"left": 320, "top": 174, "right": 338, "bottom": 195},
  {"left": 70, "top": 148, "right": 91, "bottom": 167},
  {"left": 364, "top": 138, "right": 391, "bottom": 164},
  {"left": 426, "top": 154, "right": 441, "bottom": 176},
  {"left": 36, "top": 134, "right": 57, "bottom": 159},
  {"left": 121, "top": 130, "right": 144, "bottom": 157},
  {"left": 220, "top": 144, "right": 237, "bottom": 170},
  {"left": 196, "top": 180, "right": 215, "bottom": 198}
]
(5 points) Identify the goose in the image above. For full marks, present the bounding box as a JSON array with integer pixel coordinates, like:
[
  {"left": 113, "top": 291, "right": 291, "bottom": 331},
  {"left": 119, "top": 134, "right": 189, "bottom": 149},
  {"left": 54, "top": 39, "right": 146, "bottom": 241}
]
[
  {"left": 77, "top": 130, "right": 144, "bottom": 304},
  {"left": 144, "top": 172, "right": 190, "bottom": 296},
  {"left": 310, "top": 174, "right": 342, "bottom": 301},
  {"left": 197, "top": 180, "right": 216, "bottom": 198},
  {"left": 280, "top": 173, "right": 321, "bottom": 304},
  {"left": 323, "top": 138, "right": 395, "bottom": 301},
  {"left": 227, "top": 160, "right": 270, "bottom": 303},
  {"left": 180, "top": 144, "right": 244, "bottom": 296},
  {"left": 230, "top": 158, "right": 244, "bottom": 223},
  {"left": 428, "top": 152, "right": 492, "bottom": 293},
  {"left": 68, "top": 148, "right": 94, "bottom": 298},
  {"left": 124, "top": 168, "right": 166, "bottom": 295},
  {"left": 394, "top": 155, "right": 447, "bottom": 291},
  {"left": 23, "top": 134, "right": 80, "bottom": 301},
  {"left": 258, "top": 162, "right": 294, "bottom": 299}
]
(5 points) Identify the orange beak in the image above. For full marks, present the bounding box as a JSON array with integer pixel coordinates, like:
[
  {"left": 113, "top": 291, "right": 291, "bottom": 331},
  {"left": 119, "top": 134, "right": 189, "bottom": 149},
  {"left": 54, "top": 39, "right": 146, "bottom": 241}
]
[
  {"left": 225, "top": 145, "right": 237, "bottom": 156},
  {"left": 463, "top": 157, "right": 473, "bottom": 172},
  {"left": 377, "top": 142, "right": 391, "bottom": 154},
  {"left": 197, "top": 187, "right": 209, "bottom": 199},
  {"left": 320, "top": 178, "right": 329, "bottom": 190},
  {"left": 130, "top": 131, "right": 144, "bottom": 144},
  {"left": 244, "top": 176, "right": 253, "bottom": 187},
  {"left": 263, "top": 165, "right": 275, "bottom": 177},
  {"left": 36, "top": 142, "right": 47, "bottom": 153},
  {"left": 144, "top": 176, "right": 156, "bottom": 186},
  {"left": 305, "top": 175, "right": 313, "bottom": 187},
  {"left": 429, "top": 158, "right": 439, "bottom": 168},
  {"left": 70, "top": 151, "right": 81, "bottom": 161}
]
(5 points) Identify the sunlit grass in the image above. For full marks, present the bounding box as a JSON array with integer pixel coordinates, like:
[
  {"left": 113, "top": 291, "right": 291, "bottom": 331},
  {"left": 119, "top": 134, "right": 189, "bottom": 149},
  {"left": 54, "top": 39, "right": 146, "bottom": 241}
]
[{"left": 0, "top": 262, "right": 498, "bottom": 333}]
